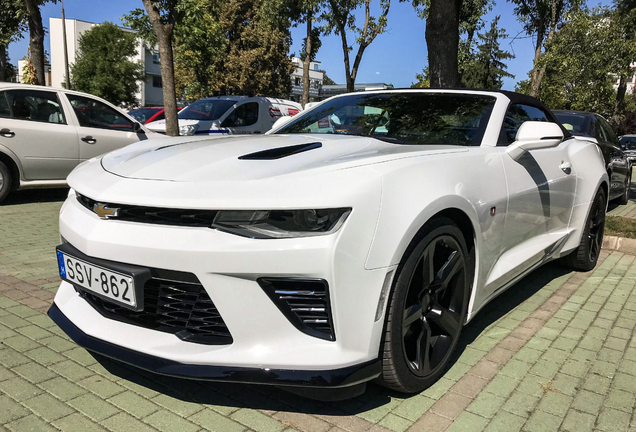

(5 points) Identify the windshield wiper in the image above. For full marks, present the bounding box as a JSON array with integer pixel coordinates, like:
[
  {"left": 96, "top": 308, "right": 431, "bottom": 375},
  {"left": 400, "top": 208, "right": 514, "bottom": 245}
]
[{"left": 371, "top": 136, "right": 412, "bottom": 145}]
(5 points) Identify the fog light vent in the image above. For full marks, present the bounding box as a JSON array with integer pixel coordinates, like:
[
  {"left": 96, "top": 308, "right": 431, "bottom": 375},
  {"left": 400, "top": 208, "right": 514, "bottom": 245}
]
[{"left": 258, "top": 278, "right": 335, "bottom": 341}]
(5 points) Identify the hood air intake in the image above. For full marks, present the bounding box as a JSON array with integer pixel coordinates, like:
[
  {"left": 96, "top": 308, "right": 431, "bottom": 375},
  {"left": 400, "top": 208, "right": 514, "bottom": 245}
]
[{"left": 239, "top": 142, "right": 322, "bottom": 160}]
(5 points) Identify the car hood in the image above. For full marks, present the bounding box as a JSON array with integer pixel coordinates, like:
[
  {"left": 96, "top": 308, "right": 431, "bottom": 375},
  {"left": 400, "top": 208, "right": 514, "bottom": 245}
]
[
  {"left": 100, "top": 134, "right": 468, "bottom": 182},
  {"left": 145, "top": 119, "right": 208, "bottom": 132}
]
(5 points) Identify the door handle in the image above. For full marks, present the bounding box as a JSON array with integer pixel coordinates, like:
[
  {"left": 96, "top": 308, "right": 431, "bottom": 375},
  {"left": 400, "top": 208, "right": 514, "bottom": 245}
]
[
  {"left": 81, "top": 136, "right": 97, "bottom": 144},
  {"left": 560, "top": 161, "right": 572, "bottom": 174},
  {"left": 0, "top": 128, "right": 15, "bottom": 138}
]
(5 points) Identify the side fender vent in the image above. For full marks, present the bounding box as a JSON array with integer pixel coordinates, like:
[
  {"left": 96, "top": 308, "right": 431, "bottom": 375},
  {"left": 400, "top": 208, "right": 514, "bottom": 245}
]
[
  {"left": 238, "top": 142, "right": 322, "bottom": 160},
  {"left": 258, "top": 278, "right": 335, "bottom": 341}
]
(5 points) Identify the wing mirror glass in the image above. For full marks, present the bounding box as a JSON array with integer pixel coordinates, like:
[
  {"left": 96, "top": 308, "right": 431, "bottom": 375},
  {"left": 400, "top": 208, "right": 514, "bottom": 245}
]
[
  {"left": 132, "top": 122, "right": 142, "bottom": 133},
  {"left": 506, "top": 121, "right": 564, "bottom": 161}
]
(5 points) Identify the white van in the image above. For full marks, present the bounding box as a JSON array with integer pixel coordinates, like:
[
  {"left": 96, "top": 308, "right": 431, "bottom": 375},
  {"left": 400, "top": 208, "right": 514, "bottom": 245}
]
[{"left": 146, "top": 96, "right": 302, "bottom": 136}]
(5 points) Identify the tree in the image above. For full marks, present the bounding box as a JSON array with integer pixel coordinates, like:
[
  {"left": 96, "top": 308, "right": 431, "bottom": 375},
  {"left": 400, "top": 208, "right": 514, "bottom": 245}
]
[
  {"left": 412, "top": 0, "right": 494, "bottom": 88},
  {"left": 70, "top": 23, "right": 144, "bottom": 108},
  {"left": 123, "top": 1, "right": 187, "bottom": 136},
  {"left": 508, "top": 0, "right": 581, "bottom": 97},
  {"left": 23, "top": 0, "right": 56, "bottom": 85},
  {"left": 516, "top": 6, "right": 636, "bottom": 121},
  {"left": 411, "top": 67, "right": 430, "bottom": 87},
  {"left": 0, "top": 0, "right": 26, "bottom": 82},
  {"left": 212, "top": 0, "right": 293, "bottom": 96},
  {"left": 321, "top": 0, "right": 390, "bottom": 92},
  {"left": 321, "top": 71, "right": 336, "bottom": 85},
  {"left": 461, "top": 16, "right": 514, "bottom": 89}
]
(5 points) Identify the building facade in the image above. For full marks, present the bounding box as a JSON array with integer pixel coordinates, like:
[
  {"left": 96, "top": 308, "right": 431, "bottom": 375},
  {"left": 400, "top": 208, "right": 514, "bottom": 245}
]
[
  {"left": 289, "top": 57, "right": 324, "bottom": 103},
  {"left": 48, "top": 18, "right": 163, "bottom": 107}
]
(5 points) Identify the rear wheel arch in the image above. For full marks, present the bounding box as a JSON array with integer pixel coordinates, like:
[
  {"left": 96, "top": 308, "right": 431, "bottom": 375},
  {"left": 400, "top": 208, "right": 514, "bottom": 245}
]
[{"left": 0, "top": 151, "right": 20, "bottom": 192}]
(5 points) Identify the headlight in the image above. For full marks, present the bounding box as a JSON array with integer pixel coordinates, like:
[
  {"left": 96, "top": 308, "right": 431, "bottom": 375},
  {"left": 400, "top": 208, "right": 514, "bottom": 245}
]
[
  {"left": 211, "top": 208, "right": 351, "bottom": 239},
  {"left": 179, "top": 125, "right": 199, "bottom": 136}
]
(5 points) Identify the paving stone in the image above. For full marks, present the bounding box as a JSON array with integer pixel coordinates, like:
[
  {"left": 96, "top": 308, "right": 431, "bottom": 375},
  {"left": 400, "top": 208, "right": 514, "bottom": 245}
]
[
  {"left": 483, "top": 410, "right": 525, "bottom": 432},
  {"left": 502, "top": 391, "right": 540, "bottom": 418},
  {"left": 596, "top": 407, "right": 631, "bottom": 431},
  {"left": 2, "top": 335, "right": 40, "bottom": 353},
  {"left": 582, "top": 374, "right": 612, "bottom": 395},
  {"left": 68, "top": 393, "right": 120, "bottom": 422},
  {"left": 23, "top": 392, "right": 75, "bottom": 421},
  {"left": 0, "top": 394, "right": 29, "bottom": 423},
  {"left": 390, "top": 395, "right": 435, "bottom": 422},
  {"left": 445, "top": 411, "right": 489, "bottom": 432},
  {"left": 536, "top": 391, "right": 573, "bottom": 418},
  {"left": 151, "top": 394, "right": 205, "bottom": 418},
  {"left": 522, "top": 410, "right": 562, "bottom": 432},
  {"left": 100, "top": 412, "right": 157, "bottom": 432},
  {"left": 11, "top": 361, "right": 57, "bottom": 384},
  {"left": 23, "top": 346, "right": 66, "bottom": 366},
  {"left": 0, "top": 376, "right": 43, "bottom": 400},
  {"left": 603, "top": 388, "right": 635, "bottom": 412},
  {"left": 107, "top": 390, "right": 160, "bottom": 419},
  {"left": 38, "top": 376, "right": 88, "bottom": 401},
  {"left": 5, "top": 413, "right": 58, "bottom": 432},
  {"left": 189, "top": 408, "right": 247, "bottom": 432},
  {"left": 465, "top": 391, "right": 505, "bottom": 420},
  {"left": 52, "top": 413, "right": 108, "bottom": 432},
  {"left": 571, "top": 390, "right": 604, "bottom": 416},
  {"left": 144, "top": 409, "right": 200, "bottom": 432}
]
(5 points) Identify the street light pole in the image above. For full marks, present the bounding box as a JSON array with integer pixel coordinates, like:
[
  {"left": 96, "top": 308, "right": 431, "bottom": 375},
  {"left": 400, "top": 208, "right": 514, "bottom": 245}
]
[{"left": 61, "top": 0, "right": 71, "bottom": 89}]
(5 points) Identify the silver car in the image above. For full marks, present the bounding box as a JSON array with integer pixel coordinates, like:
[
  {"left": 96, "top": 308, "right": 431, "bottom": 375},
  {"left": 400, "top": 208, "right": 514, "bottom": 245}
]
[{"left": 0, "top": 83, "right": 162, "bottom": 202}]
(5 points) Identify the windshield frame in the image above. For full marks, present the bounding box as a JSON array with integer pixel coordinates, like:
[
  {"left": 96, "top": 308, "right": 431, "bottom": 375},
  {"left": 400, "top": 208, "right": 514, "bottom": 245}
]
[{"left": 274, "top": 91, "right": 498, "bottom": 147}]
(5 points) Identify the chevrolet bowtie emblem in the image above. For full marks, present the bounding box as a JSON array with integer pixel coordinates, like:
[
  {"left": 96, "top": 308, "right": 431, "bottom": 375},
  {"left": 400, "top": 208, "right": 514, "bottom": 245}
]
[{"left": 93, "top": 203, "right": 120, "bottom": 219}]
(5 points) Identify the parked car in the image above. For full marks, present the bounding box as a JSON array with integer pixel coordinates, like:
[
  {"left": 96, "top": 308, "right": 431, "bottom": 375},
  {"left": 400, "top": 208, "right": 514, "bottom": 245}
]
[
  {"left": 0, "top": 83, "right": 163, "bottom": 202},
  {"left": 145, "top": 96, "right": 302, "bottom": 136},
  {"left": 128, "top": 107, "right": 182, "bottom": 125},
  {"left": 51, "top": 89, "right": 608, "bottom": 400},
  {"left": 553, "top": 110, "right": 631, "bottom": 204},
  {"left": 620, "top": 134, "right": 636, "bottom": 164}
]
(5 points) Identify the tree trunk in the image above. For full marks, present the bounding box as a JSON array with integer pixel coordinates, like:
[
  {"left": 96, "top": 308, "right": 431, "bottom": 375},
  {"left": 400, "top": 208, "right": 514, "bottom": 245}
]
[
  {"left": 0, "top": 45, "right": 6, "bottom": 82},
  {"left": 24, "top": 0, "right": 45, "bottom": 85},
  {"left": 302, "top": 13, "right": 312, "bottom": 107},
  {"left": 612, "top": 74, "right": 627, "bottom": 129},
  {"left": 531, "top": 0, "right": 558, "bottom": 98},
  {"left": 142, "top": 0, "right": 179, "bottom": 137},
  {"left": 426, "top": 0, "right": 462, "bottom": 88}
]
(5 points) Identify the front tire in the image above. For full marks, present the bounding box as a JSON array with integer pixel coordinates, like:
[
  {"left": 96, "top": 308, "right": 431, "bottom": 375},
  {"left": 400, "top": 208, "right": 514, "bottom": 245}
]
[
  {"left": 562, "top": 188, "right": 606, "bottom": 271},
  {"left": 0, "top": 161, "right": 12, "bottom": 203},
  {"left": 378, "top": 217, "right": 470, "bottom": 393},
  {"left": 617, "top": 170, "right": 631, "bottom": 205}
]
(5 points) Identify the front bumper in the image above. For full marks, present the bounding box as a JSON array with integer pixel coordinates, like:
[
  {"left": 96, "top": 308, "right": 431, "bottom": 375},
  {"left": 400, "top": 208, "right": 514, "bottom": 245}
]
[{"left": 48, "top": 303, "right": 381, "bottom": 388}]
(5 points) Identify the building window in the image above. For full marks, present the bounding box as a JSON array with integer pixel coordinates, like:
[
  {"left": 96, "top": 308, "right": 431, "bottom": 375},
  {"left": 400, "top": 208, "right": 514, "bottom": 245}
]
[
  {"left": 152, "top": 75, "right": 162, "bottom": 88},
  {"left": 152, "top": 52, "right": 160, "bottom": 64},
  {"left": 294, "top": 77, "right": 301, "bottom": 86}
]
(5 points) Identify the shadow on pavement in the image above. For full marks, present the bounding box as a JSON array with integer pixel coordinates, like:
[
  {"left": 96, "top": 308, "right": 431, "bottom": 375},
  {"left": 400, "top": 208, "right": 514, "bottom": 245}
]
[
  {"left": 90, "top": 261, "right": 573, "bottom": 416},
  {"left": 1, "top": 188, "right": 69, "bottom": 206}
]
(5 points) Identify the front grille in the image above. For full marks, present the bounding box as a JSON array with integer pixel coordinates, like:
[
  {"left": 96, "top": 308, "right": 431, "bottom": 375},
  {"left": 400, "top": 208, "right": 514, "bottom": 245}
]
[
  {"left": 77, "top": 194, "right": 218, "bottom": 227},
  {"left": 79, "top": 272, "right": 233, "bottom": 345},
  {"left": 258, "top": 278, "right": 335, "bottom": 341}
]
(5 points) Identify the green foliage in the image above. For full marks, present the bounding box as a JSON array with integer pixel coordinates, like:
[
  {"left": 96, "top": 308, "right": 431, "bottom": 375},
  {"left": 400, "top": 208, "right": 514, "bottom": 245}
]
[
  {"left": 519, "top": 6, "right": 636, "bottom": 118},
  {"left": 299, "top": 26, "right": 323, "bottom": 62},
  {"left": 461, "top": 16, "right": 514, "bottom": 89},
  {"left": 212, "top": 0, "right": 293, "bottom": 96},
  {"left": 411, "top": 67, "right": 430, "bottom": 88},
  {"left": 70, "top": 22, "right": 145, "bottom": 108},
  {"left": 321, "top": 71, "right": 336, "bottom": 85},
  {"left": 0, "top": 0, "right": 26, "bottom": 47}
]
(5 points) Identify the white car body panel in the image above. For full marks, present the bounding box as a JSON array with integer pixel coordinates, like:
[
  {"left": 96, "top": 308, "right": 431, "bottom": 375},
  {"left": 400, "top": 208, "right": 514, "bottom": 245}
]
[{"left": 51, "top": 89, "right": 609, "bottom": 390}]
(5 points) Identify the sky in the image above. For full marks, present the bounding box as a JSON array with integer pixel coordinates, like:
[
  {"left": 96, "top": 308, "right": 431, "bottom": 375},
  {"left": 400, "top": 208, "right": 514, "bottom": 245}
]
[{"left": 7, "top": 0, "right": 615, "bottom": 92}]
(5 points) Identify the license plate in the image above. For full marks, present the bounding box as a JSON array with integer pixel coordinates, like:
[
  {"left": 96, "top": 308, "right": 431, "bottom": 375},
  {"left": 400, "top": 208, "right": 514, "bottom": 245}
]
[{"left": 57, "top": 251, "right": 137, "bottom": 308}]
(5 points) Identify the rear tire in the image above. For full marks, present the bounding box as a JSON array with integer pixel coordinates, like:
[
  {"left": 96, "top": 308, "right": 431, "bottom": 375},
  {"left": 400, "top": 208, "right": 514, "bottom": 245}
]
[
  {"left": 378, "top": 217, "right": 470, "bottom": 393},
  {"left": 562, "top": 188, "right": 606, "bottom": 271},
  {"left": 617, "top": 171, "right": 631, "bottom": 205},
  {"left": 0, "top": 161, "right": 11, "bottom": 203}
]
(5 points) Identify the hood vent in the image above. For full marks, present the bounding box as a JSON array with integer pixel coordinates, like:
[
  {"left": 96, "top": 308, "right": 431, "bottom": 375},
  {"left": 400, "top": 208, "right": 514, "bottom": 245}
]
[{"left": 238, "top": 142, "right": 322, "bottom": 160}]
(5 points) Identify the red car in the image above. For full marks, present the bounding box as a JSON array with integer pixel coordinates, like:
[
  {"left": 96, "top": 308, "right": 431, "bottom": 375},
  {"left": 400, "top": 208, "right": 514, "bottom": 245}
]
[{"left": 128, "top": 107, "right": 182, "bottom": 125}]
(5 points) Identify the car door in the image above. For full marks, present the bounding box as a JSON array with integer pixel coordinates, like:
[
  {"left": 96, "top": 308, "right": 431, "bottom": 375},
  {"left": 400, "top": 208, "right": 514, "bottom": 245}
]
[
  {"left": 0, "top": 88, "right": 78, "bottom": 180},
  {"left": 496, "top": 103, "right": 576, "bottom": 279},
  {"left": 219, "top": 102, "right": 262, "bottom": 134},
  {"left": 64, "top": 93, "right": 147, "bottom": 161}
]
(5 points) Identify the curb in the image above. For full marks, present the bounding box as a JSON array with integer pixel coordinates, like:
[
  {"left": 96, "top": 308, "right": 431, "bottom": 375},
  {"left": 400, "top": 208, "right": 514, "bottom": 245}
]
[{"left": 602, "top": 235, "right": 636, "bottom": 254}]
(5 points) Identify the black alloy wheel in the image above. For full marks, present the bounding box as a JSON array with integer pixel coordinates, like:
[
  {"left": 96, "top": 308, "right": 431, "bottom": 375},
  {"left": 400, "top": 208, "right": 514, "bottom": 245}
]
[
  {"left": 379, "top": 217, "right": 471, "bottom": 393},
  {"left": 618, "top": 171, "right": 631, "bottom": 205},
  {"left": 562, "top": 188, "right": 606, "bottom": 271},
  {"left": 0, "top": 161, "right": 11, "bottom": 203},
  {"left": 587, "top": 191, "right": 606, "bottom": 264}
]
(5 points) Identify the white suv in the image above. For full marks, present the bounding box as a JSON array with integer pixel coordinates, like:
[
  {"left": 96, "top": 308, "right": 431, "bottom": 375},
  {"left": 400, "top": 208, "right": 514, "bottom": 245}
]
[
  {"left": 0, "top": 83, "right": 162, "bottom": 202},
  {"left": 146, "top": 96, "right": 302, "bottom": 136}
]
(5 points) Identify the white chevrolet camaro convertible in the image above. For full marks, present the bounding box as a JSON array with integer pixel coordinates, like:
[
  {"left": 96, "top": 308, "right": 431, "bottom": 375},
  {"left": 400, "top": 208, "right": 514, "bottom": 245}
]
[{"left": 50, "top": 89, "right": 608, "bottom": 399}]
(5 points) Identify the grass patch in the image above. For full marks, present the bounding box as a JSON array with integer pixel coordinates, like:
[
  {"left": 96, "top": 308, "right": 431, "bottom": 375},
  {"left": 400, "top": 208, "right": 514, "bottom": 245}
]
[{"left": 605, "top": 215, "right": 636, "bottom": 239}]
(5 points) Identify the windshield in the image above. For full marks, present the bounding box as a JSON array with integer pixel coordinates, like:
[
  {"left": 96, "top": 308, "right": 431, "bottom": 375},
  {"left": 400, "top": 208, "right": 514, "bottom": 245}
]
[
  {"left": 128, "top": 108, "right": 161, "bottom": 123},
  {"left": 621, "top": 137, "right": 636, "bottom": 150},
  {"left": 179, "top": 99, "right": 237, "bottom": 121},
  {"left": 276, "top": 92, "right": 496, "bottom": 146},
  {"left": 553, "top": 113, "right": 591, "bottom": 137}
]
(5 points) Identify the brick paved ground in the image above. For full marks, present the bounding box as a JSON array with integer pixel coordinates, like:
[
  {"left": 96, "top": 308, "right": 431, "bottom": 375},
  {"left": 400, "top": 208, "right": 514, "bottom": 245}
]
[{"left": 2, "top": 189, "right": 636, "bottom": 432}]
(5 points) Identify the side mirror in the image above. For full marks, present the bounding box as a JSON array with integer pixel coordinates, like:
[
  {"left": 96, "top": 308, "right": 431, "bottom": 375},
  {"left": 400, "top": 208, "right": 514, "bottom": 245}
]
[
  {"left": 506, "top": 121, "right": 564, "bottom": 161},
  {"left": 132, "top": 122, "right": 142, "bottom": 133}
]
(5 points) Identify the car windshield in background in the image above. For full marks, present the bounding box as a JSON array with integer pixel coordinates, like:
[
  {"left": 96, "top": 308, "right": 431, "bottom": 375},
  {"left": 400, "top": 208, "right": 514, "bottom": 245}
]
[
  {"left": 621, "top": 136, "right": 636, "bottom": 150},
  {"left": 553, "top": 113, "right": 590, "bottom": 137},
  {"left": 129, "top": 108, "right": 160, "bottom": 123},
  {"left": 276, "top": 92, "right": 496, "bottom": 146},
  {"left": 178, "top": 99, "right": 236, "bottom": 121}
]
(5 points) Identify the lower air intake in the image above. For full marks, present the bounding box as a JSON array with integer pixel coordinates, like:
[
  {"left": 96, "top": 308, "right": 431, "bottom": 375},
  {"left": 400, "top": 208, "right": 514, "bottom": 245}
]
[{"left": 258, "top": 278, "right": 335, "bottom": 341}]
